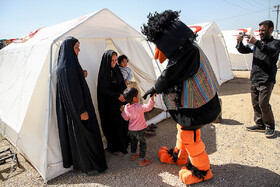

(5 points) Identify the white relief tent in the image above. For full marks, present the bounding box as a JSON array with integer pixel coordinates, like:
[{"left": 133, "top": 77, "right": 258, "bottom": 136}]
[
  {"left": 0, "top": 8, "right": 158, "bottom": 182},
  {"left": 189, "top": 22, "right": 234, "bottom": 85}
]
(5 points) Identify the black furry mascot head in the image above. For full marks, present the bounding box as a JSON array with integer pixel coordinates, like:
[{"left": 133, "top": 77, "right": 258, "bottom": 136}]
[{"left": 141, "top": 10, "right": 197, "bottom": 59}]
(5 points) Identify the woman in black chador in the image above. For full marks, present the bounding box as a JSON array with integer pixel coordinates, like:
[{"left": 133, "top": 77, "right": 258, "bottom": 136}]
[
  {"left": 97, "top": 50, "right": 129, "bottom": 155},
  {"left": 56, "top": 36, "right": 107, "bottom": 175}
]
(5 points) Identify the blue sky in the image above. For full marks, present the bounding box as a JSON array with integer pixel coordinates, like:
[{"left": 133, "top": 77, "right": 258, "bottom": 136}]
[{"left": 1, "top": 0, "right": 279, "bottom": 39}]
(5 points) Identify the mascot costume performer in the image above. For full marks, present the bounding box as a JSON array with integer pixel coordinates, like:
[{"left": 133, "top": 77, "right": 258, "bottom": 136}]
[{"left": 141, "top": 10, "right": 221, "bottom": 185}]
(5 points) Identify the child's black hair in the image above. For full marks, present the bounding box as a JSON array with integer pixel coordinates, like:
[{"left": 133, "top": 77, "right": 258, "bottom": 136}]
[
  {"left": 123, "top": 87, "right": 138, "bottom": 104},
  {"left": 118, "top": 54, "right": 128, "bottom": 65}
]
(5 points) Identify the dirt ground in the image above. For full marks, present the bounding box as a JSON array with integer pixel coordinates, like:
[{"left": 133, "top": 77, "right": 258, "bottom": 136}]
[{"left": 1, "top": 70, "right": 280, "bottom": 186}]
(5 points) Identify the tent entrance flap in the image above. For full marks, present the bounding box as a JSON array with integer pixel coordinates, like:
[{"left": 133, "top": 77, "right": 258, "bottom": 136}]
[{"left": 105, "top": 38, "right": 120, "bottom": 54}]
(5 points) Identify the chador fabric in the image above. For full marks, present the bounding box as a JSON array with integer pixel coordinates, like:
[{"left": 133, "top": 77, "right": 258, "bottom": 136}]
[
  {"left": 155, "top": 41, "right": 200, "bottom": 92},
  {"left": 97, "top": 50, "right": 129, "bottom": 154},
  {"left": 56, "top": 36, "right": 107, "bottom": 173}
]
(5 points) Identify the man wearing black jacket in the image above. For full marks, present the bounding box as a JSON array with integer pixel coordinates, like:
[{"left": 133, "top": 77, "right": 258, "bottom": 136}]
[{"left": 236, "top": 20, "right": 280, "bottom": 138}]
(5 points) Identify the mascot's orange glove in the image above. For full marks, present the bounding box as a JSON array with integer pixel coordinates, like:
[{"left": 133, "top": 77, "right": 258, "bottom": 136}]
[{"left": 154, "top": 46, "right": 167, "bottom": 63}]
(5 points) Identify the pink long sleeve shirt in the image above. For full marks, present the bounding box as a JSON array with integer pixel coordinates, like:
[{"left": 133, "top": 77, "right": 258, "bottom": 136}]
[{"left": 121, "top": 99, "right": 155, "bottom": 131}]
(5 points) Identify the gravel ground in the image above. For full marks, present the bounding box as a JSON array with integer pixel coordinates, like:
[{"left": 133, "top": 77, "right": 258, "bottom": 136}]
[{"left": 1, "top": 70, "right": 280, "bottom": 186}]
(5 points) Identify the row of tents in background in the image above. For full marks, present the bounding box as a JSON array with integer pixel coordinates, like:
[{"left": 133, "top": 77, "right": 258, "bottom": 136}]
[
  {"left": 0, "top": 29, "right": 40, "bottom": 49},
  {"left": 2, "top": 19, "right": 279, "bottom": 71},
  {"left": 223, "top": 28, "right": 279, "bottom": 70},
  {"left": 148, "top": 22, "right": 279, "bottom": 73},
  {"left": 0, "top": 8, "right": 279, "bottom": 183}
]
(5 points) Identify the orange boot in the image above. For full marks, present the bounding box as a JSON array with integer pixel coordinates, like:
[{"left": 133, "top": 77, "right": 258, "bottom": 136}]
[
  {"left": 158, "top": 124, "right": 188, "bottom": 165},
  {"left": 158, "top": 147, "right": 188, "bottom": 165},
  {"left": 179, "top": 165, "right": 213, "bottom": 185},
  {"left": 179, "top": 129, "right": 213, "bottom": 185}
]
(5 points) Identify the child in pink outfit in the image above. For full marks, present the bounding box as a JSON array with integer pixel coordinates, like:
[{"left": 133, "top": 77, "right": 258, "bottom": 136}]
[{"left": 121, "top": 87, "right": 155, "bottom": 166}]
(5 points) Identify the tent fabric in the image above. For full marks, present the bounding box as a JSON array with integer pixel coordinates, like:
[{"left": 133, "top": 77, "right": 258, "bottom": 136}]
[
  {"left": 222, "top": 28, "right": 255, "bottom": 70},
  {"left": 0, "top": 8, "right": 157, "bottom": 182},
  {"left": 189, "top": 22, "right": 234, "bottom": 85},
  {"left": 0, "top": 41, "right": 51, "bottom": 132}
]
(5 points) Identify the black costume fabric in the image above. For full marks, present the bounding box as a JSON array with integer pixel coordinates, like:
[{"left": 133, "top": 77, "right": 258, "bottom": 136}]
[
  {"left": 56, "top": 36, "right": 107, "bottom": 173},
  {"left": 156, "top": 43, "right": 220, "bottom": 129},
  {"left": 155, "top": 42, "right": 200, "bottom": 93},
  {"left": 169, "top": 94, "right": 220, "bottom": 130},
  {"left": 142, "top": 11, "right": 220, "bottom": 130},
  {"left": 155, "top": 21, "right": 197, "bottom": 59},
  {"left": 97, "top": 50, "right": 129, "bottom": 154},
  {"left": 156, "top": 49, "right": 220, "bottom": 129}
]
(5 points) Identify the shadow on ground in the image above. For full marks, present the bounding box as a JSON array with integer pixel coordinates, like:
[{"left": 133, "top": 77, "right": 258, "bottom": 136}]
[
  {"left": 218, "top": 77, "right": 251, "bottom": 96},
  {"left": 0, "top": 158, "right": 26, "bottom": 182},
  {"left": 191, "top": 163, "right": 280, "bottom": 187},
  {"left": 214, "top": 118, "right": 243, "bottom": 126}
]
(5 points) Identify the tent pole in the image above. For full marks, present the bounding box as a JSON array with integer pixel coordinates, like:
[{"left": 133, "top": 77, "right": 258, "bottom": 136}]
[
  {"left": 212, "top": 35, "right": 222, "bottom": 85},
  {"left": 3, "top": 120, "right": 7, "bottom": 137},
  {"left": 146, "top": 40, "right": 162, "bottom": 74},
  {"left": 43, "top": 42, "right": 54, "bottom": 184}
]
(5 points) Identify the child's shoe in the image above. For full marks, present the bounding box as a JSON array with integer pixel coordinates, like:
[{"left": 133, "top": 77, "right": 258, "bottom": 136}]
[
  {"left": 149, "top": 123, "right": 157, "bottom": 129},
  {"left": 139, "top": 159, "right": 150, "bottom": 166},
  {"left": 145, "top": 131, "right": 156, "bottom": 137},
  {"left": 131, "top": 153, "right": 139, "bottom": 161}
]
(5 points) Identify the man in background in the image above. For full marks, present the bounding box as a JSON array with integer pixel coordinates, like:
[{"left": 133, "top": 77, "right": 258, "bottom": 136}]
[{"left": 236, "top": 20, "right": 280, "bottom": 138}]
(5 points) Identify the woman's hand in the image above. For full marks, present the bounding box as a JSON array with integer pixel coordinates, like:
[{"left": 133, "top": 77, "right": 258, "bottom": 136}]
[
  {"left": 118, "top": 94, "right": 126, "bottom": 102},
  {"left": 80, "top": 111, "right": 89, "bottom": 120}
]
